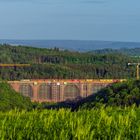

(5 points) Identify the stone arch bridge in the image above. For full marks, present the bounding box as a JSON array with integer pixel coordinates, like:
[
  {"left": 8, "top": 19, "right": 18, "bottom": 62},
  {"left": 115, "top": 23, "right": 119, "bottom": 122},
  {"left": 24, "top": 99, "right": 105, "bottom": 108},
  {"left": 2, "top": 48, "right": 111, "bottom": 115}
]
[{"left": 8, "top": 79, "right": 124, "bottom": 102}]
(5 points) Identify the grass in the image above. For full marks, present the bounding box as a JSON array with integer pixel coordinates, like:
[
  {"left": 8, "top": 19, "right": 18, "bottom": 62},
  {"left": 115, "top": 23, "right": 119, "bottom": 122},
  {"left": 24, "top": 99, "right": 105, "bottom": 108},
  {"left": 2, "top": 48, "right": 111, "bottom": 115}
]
[{"left": 0, "top": 106, "right": 140, "bottom": 140}]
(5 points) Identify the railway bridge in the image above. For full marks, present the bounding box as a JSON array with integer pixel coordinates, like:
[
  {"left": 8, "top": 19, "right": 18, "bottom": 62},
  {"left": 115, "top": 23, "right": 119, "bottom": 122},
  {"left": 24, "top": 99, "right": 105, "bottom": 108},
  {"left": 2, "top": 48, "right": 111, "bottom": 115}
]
[{"left": 8, "top": 79, "right": 124, "bottom": 102}]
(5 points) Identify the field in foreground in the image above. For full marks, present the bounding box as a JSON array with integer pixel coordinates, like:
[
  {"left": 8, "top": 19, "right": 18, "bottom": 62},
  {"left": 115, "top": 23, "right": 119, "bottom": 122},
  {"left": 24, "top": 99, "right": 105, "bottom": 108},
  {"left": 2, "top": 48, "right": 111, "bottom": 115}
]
[{"left": 1, "top": 106, "right": 140, "bottom": 140}]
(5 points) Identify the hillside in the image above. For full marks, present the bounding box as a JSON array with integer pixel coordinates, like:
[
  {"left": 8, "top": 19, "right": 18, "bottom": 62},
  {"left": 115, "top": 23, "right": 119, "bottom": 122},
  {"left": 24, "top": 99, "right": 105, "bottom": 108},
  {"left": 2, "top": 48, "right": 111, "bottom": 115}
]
[
  {"left": 0, "top": 82, "right": 32, "bottom": 111},
  {"left": 74, "top": 80, "right": 140, "bottom": 110},
  {"left": 0, "top": 44, "right": 138, "bottom": 80}
]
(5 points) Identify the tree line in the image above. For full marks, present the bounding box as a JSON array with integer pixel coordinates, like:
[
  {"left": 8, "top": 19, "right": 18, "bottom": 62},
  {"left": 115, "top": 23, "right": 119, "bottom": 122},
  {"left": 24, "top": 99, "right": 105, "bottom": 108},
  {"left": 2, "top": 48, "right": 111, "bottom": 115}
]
[{"left": 0, "top": 44, "right": 138, "bottom": 80}]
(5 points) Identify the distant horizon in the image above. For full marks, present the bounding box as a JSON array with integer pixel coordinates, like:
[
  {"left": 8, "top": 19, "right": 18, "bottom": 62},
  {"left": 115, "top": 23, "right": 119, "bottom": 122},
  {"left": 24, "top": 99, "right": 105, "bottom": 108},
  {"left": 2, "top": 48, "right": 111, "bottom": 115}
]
[
  {"left": 1, "top": 39, "right": 140, "bottom": 52},
  {"left": 1, "top": 39, "right": 140, "bottom": 43}
]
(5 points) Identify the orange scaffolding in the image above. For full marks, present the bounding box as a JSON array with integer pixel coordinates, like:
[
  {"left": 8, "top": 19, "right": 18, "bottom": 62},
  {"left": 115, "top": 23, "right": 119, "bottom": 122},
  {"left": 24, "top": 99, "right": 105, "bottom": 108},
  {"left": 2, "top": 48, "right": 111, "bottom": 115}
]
[{"left": 0, "top": 64, "right": 30, "bottom": 67}]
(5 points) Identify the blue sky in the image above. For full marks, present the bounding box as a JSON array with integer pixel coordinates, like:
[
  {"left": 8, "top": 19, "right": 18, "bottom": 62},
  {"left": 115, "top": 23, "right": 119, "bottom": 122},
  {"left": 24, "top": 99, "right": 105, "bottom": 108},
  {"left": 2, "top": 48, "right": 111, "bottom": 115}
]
[{"left": 0, "top": 0, "right": 140, "bottom": 41}]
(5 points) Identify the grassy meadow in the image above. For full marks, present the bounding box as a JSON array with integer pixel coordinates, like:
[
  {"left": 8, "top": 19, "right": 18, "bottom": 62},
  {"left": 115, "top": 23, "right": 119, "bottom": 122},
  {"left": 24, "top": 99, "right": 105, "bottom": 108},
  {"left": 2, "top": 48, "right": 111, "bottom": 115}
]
[{"left": 0, "top": 106, "right": 140, "bottom": 140}]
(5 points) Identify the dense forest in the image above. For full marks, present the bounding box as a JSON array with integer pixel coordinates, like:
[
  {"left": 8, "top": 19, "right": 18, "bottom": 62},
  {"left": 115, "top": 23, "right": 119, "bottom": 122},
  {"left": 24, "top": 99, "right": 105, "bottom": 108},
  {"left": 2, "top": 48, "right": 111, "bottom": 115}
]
[{"left": 0, "top": 44, "right": 139, "bottom": 80}]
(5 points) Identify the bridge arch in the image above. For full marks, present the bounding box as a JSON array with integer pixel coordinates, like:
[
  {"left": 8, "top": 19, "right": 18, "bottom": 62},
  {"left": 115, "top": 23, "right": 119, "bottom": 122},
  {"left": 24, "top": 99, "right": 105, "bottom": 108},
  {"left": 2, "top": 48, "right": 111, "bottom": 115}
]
[
  {"left": 19, "top": 84, "right": 33, "bottom": 98},
  {"left": 38, "top": 84, "right": 52, "bottom": 100},
  {"left": 64, "top": 84, "right": 80, "bottom": 100}
]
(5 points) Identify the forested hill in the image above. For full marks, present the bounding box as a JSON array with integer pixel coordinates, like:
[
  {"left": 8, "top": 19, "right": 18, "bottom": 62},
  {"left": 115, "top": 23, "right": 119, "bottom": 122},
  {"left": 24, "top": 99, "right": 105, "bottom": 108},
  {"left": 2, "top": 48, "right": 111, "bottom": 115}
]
[
  {"left": 74, "top": 80, "right": 140, "bottom": 110},
  {"left": 0, "top": 82, "right": 32, "bottom": 111},
  {"left": 0, "top": 44, "right": 138, "bottom": 80},
  {"left": 89, "top": 48, "right": 140, "bottom": 56}
]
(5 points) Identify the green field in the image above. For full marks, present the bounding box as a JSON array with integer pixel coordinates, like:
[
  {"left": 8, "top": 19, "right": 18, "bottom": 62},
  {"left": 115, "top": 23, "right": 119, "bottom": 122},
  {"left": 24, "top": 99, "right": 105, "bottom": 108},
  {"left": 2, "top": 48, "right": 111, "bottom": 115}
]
[{"left": 0, "top": 106, "right": 140, "bottom": 140}]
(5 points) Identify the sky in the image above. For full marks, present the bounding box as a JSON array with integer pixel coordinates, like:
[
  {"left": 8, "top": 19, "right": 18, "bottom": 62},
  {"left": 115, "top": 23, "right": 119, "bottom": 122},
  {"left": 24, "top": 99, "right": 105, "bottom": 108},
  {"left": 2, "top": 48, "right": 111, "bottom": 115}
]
[{"left": 0, "top": 0, "right": 140, "bottom": 42}]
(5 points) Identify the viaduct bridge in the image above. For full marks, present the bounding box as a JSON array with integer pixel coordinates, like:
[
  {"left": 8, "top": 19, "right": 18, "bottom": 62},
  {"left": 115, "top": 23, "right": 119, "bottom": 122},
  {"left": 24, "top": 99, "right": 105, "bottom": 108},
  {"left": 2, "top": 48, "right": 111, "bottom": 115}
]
[{"left": 8, "top": 79, "right": 124, "bottom": 102}]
